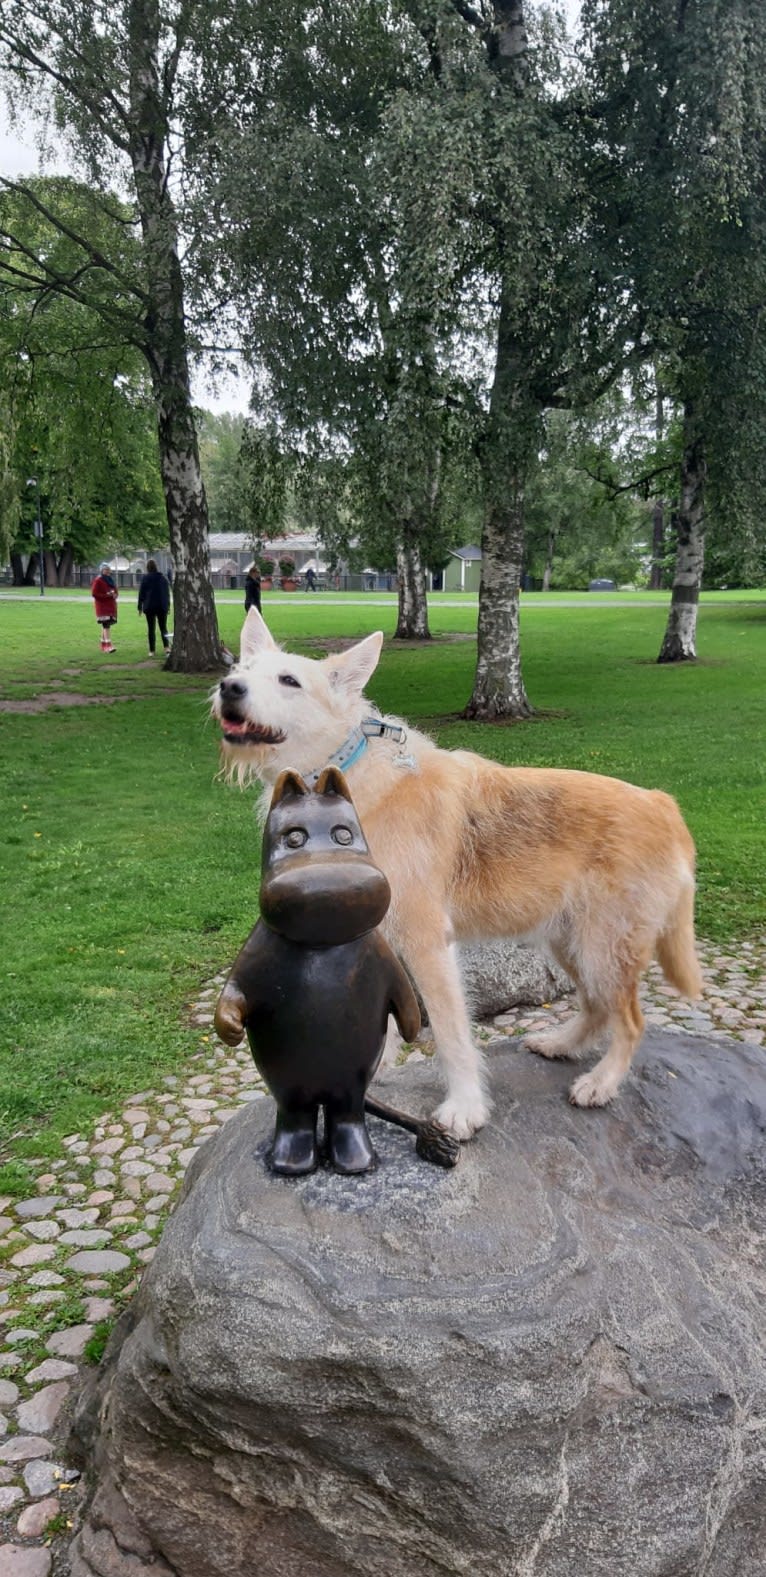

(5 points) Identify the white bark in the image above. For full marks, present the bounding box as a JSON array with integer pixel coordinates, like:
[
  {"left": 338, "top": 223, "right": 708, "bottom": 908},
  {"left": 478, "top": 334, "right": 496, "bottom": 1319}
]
[
  {"left": 658, "top": 402, "right": 706, "bottom": 663},
  {"left": 395, "top": 539, "right": 430, "bottom": 639},
  {"left": 128, "top": 0, "right": 223, "bottom": 672}
]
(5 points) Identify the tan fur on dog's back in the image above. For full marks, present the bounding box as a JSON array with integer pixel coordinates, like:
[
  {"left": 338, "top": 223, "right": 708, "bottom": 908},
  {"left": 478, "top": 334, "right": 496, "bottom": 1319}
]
[
  {"left": 356, "top": 752, "right": 699, "bottom": 988},
  {"left": 213, "top": 610, "right": 702, "bottom": 1135}
]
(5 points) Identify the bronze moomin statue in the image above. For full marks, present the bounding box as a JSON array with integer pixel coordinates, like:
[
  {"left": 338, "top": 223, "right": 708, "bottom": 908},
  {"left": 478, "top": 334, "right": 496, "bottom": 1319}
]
[{"left": 215, "top": 766, "right": 459, "bottom": 1175}]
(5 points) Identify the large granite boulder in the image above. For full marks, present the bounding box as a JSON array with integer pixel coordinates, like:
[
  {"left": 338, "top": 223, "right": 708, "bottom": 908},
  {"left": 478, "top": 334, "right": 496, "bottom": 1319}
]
[
  {"left": 458, "top": 938, "right": 572, "bottom": 1016},
  {"left": 69, "top": 1030, "right": 766, "bottom": 1577}
]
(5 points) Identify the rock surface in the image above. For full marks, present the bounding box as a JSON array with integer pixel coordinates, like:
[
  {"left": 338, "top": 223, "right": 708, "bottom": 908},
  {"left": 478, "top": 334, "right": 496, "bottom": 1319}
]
[
  {"left": 458, "top": 938, "right": 572, "bottom": 1015},
  {"left": 68, "top": 1030, "right": 766, "bottom": 1577}
]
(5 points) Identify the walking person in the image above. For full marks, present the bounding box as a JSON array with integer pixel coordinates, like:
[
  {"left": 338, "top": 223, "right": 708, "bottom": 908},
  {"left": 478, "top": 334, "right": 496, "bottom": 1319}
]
[
  {"left": 244, "top": 562, "right": 262, "bottom": 613},
  {"left": 137, "top": 558, "right": 171, "bottom": 654},
  {"left": 91, "top": 562, "right": 119, "bottom": 652},
  {"left": 304, "top": 566, "right": 317, "bottom": 592}
]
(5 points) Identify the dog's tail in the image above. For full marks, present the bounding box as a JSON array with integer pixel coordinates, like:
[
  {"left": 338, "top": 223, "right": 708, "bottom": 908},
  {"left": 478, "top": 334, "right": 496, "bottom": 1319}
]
[{"left": 655, "top": 878, "right": 703, "bottom": 1000}]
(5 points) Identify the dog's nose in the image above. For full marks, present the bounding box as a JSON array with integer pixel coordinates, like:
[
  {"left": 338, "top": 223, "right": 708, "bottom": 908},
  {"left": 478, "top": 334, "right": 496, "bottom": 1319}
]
[{"left": 219, "top": 678, "right": 247, "bottom": 700}]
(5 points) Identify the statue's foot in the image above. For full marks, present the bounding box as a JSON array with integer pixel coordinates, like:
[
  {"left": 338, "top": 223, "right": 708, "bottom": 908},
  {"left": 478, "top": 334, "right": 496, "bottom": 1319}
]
[
  {"left": 270, "top": 1121, "right": 318, "bottom": 1176},
  {"left": 327, "top": 1118, "right": 377, "bottom": 1175}
]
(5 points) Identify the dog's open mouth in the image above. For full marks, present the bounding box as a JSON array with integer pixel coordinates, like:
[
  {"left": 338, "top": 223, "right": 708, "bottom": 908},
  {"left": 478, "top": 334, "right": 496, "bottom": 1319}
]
[{"left": 220, "top": 718, "right": 286, "bottom": 747}]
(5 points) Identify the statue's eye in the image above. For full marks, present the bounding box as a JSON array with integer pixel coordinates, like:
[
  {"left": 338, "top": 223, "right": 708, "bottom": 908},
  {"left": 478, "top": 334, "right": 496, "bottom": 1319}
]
[
  {"left": 332, "top": 825, "right": 353, "bottom": 845},
  {"left": 278, "top": 673, "right": 301, "bottom": 688},
  {"left": 285, "top": 828, "right": 308, "bottom": 849}
]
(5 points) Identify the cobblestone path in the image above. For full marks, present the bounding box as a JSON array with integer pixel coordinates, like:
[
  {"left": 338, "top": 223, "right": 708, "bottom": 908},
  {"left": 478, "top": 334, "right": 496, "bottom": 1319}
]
[{"left": 0, "top": 936, "right": 764, "bottom": 1573}]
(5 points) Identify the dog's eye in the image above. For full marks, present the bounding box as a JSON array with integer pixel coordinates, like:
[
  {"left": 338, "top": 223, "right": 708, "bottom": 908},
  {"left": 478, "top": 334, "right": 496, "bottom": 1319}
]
[
  {"left": 278, "top": 673, "right": 301, "bottom": 688},
  {"left": 331, "top": 826, "right": 354, "bottom": 846},
  {"left": 285, "top": 828, "right": 308, "bottom": 849}
]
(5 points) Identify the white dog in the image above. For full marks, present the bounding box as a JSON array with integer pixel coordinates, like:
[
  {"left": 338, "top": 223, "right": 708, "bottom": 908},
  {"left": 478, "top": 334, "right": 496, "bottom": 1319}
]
[{"left": 212, "top": 610, "right": 701, "bottom": 1140}]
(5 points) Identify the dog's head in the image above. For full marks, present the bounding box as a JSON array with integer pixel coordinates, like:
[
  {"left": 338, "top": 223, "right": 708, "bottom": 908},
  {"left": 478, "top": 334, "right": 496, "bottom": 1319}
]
[{"left": 212, "top": 609, "right": 384, "bottom": 786}]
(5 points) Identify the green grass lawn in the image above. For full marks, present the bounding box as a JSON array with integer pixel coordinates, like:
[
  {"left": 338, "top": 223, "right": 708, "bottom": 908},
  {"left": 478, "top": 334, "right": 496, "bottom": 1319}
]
[{"left": 0, "top": 589, "right": 764, "bottom": 1169}]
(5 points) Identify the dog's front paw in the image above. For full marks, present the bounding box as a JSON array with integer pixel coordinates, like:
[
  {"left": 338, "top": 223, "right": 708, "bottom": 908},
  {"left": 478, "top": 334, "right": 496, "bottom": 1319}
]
[
  {"left": 569, "top": 1069, "right": 618, "bottom": 1108},
  {"left": 432, "top": 1092, "right": 488, "bottom": 1142}
]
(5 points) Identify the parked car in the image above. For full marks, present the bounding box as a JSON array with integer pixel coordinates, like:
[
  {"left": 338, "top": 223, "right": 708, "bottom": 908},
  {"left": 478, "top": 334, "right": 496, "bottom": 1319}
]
[{"left": 588, "top": 578, "right": 616, "bottom": 591}]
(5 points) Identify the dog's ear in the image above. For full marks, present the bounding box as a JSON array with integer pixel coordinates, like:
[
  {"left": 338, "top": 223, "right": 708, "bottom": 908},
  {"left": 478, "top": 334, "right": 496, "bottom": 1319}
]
[
  {"left": 315, "top": 766, "right": 353, "bottom": 802},
  {"left": 240, "top": 608, "right": 278, "bottom": 663},
  {"left": 271, "top": 769, "right": 309, "bottom": 805},
  {"left": 326, "top": 631, "right": 383, "bottom": 695}
]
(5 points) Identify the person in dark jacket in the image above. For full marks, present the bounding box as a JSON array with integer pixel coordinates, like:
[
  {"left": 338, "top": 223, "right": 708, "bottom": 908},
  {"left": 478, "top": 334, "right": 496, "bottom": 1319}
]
[
  {"left": 137, "top": 559, "right": 171, "bottom": 654},
  {"left": 244, "top": 562, "right": 262, "bottom": 613}
]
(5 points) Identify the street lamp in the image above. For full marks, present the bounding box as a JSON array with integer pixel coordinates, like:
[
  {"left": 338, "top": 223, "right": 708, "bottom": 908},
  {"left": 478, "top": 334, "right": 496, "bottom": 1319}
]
[{"left": 25, "top": 478, "right": 44, "bottom": 597}]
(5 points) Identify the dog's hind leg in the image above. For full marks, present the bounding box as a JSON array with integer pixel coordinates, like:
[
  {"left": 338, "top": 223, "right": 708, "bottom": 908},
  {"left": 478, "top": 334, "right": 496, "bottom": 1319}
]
[
  {"left": 399, "top": 931, "right": 489, "bottom": 1141},
  {"left": 526, "top": 947, "right": 607, "bottom": 1062},
  {"left": 569, "top": 981, "right": 645, "bottom": 1107},
  {"left": 525, "top": 1000, "right": 608, "bottom": 1062}
]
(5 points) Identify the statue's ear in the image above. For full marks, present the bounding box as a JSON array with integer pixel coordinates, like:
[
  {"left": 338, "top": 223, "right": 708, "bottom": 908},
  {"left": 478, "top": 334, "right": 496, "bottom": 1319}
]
[
  {"left": 315, "top": 766, "right": 353, "bottom": 802},
  {"left": 270, "top": 769, "right": 309, "bottom": 806}
]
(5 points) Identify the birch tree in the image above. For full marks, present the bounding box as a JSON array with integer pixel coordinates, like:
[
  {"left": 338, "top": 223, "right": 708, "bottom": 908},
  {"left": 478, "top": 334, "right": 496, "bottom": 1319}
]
[
  {"left": 186, "top": 1, "right": 484, "bottom": 641},
  {"left": 0, "top": 178, "right": 165, "bottom": 583},
  {"left": 390, "top": 0, "right": 644, "bottom": 715},
  {"left": 0, "top": 0, "right": 228, "bottom": 670},
  {"left": 583, "top": 0, "right": 766, "bottom": 662}
]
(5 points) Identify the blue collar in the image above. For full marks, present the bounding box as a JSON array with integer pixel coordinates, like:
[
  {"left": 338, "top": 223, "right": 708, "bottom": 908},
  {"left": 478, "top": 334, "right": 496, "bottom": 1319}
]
[{"left": 304, "top": 716, "right": 406, "bottom": 787}]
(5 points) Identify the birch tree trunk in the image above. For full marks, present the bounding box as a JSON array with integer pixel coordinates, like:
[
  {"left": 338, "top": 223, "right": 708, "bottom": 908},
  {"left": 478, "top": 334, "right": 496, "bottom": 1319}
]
[
  {"left": 465, "top": 291, "right": 535, "bottom": 720},
  {"left": 465, "top": 472, "right": 532, "bottom": 718},
  {"left": 395, "top": 538, "right": 431, "bottom": 639},
  {"left": 657, "top": 402, "right": 706, "bottom": 663},
  {"left": 649, "top": 379, "right": 666, "bottom": 591},
  {"left": 463, "top": 1, "right": 535, "bottom": 720},
  {"left": 128, "top": 0, "right": 223, "bottom": 673}
]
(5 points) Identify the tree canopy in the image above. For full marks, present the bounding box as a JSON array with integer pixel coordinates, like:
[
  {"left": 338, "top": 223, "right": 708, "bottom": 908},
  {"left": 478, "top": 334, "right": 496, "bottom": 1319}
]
[{"left": 0, "top": 176, "right": 165, "bottom": 581}]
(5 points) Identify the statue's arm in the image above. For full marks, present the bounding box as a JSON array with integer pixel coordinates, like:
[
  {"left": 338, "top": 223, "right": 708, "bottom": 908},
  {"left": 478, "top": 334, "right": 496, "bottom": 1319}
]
[
  {"left": 214, "top": 926, "right": 268, "bottom": 1046},
  {"left": 387, "top": 952, "right": 421, "bottom": 1044}
]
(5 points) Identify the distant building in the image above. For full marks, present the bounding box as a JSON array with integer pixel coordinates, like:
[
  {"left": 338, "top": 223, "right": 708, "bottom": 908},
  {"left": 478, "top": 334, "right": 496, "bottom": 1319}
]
[{"left": 444, "top": 545, "right": 482, "bottom": 594}]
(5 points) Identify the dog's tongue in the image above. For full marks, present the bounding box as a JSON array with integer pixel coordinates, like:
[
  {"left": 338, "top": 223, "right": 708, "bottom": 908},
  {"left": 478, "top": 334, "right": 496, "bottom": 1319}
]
[{"left": 222, "top": 719, "right": 252, "bottom": 736}]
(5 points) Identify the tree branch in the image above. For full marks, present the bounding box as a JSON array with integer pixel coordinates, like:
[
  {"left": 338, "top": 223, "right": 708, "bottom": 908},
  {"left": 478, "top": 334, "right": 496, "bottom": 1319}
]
[
  {"left": 0, "top": 178, "right": 149, "bottom": 307},
  {"left": 581, "top": 460, "right": 676, "bottom": 500},
  {"left": 0, "top": 18, "right": 132, "bottom": 152}
]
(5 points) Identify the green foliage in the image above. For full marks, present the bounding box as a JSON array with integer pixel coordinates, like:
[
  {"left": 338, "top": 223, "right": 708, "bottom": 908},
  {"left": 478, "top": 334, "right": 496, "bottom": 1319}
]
[
  {"left": 525, "top": 406, "right": 646, "bottom": 590},
  {"left": 0, "top": 395, "right": 19, "bottom": 562},
  {"left": 83, "top": 1319, "right": 114, "bottom": 1366},
  {"left": 582, "top": 0, "right": 766, "bottom": 581},
  {"left": 0, "top": 178, "right": 165, "bottom": 574},
  {"left": 0, "top": 1158, "right": 36, "bottom": 1196},
  {"left": 197, "top": 411, "right": 247, "bottom": 535},
  {"left": 238, "top": 422, "right": 292, "bottom": 550},
  {"left": 45, "top": 1513, "right": 71, "bottom": 1537}
]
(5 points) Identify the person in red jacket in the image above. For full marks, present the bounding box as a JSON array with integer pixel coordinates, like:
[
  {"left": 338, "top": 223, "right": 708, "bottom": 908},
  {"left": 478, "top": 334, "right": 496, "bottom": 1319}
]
[{"left": 91, "top": 562, "right": 119, "bottom": 652}]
